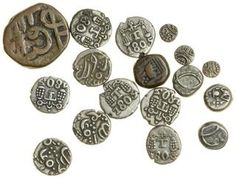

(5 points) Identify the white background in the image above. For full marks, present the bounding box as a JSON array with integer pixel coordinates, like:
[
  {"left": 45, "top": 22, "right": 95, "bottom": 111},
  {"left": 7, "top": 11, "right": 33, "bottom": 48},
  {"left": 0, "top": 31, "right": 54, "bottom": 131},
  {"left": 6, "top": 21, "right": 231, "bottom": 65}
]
[{"left": 0, "top": 0, "right": 235, "bottom": 178}]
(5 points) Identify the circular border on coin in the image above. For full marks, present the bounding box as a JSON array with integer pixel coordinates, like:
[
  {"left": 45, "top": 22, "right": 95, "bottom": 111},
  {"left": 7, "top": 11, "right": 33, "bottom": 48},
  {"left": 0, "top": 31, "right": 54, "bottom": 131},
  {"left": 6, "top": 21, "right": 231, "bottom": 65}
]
[
  {"left": 159, "top": 24, "right": 178, "bottom": 42},
  {"left": 202, "top": 61, "right": 220, "bottom": 78},
  {"left": 174, "top": 45, "right": 195, "bottom": 66}
]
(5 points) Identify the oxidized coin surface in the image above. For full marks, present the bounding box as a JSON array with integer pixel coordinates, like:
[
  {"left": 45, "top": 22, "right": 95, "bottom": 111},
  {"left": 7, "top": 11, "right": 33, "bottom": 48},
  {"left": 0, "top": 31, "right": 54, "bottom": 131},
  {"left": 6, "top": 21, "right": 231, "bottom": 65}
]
[
  {"left": 73, "top": 49, "right": 111, "bottom": 87},
  {"left": 33, "top": 138, "right": 72, "bottom": 175},
  {"left": 199, "top": 121, "right": 228, "bottom": 150},
  {"left": 116, "top": 16, "right": 155, "bottom": 58},
  {"left": 202, "top": 61, "right": 220, "bottom": 78},
  {"left": 133, "top": 54, "right": 170, "bottom": 88},
  {"left": 173, "top": 65, "right": 204, "bottom": 97},
  {"left": 70, "top": 9, "right": 112, "bottom": 48},
  {"left": 30, "top": 76, "right": 70, "bottom": 113},
  {"left": 174, "top": 45, "right": 195, "bottom": 65},
  {"left": 141, "top": 87, "right": 181, "bottom": 126},
  {"left": 204, "top": 84, "right": 232, "bottom": 111},
  {"left": 100, "top": 78, "right": 140, "bottom": 119},
  {"left": 3, "top": 3, "right": 70, "bottom": 67},
  {"left": 159, "top": 24, "right": 178, "bottom": 42},
  {"left": 73, "top": 109, "right": 111, "bottom": 145},
  {"left": 146, "top": 125, "right": 181, "bottom": 164}
]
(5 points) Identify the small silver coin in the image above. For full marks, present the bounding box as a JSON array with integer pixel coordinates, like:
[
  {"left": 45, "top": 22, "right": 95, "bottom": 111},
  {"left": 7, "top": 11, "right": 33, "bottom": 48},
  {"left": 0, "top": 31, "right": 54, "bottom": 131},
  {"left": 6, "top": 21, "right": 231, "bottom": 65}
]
[
  {"left": 73, "top": 49, "right": 112, "bottom": 87},
  {"left": 141, "top": 87, "right": 181, "bottom": 126},
  {"left": 33, "top": 138, "right": 72, "bottom": 175},
  {"left": 30, "top": 76, "right": 70, "bottom": 113},
  {"left": 100, "top": 78, "right": 140, "bottom": 119},
  {"left": 70, "top": 9, "right": 112, "bottom": 48},
  {"left": 204, "top": 84, "right": 232, "bottom": 111},
  {"left": 116, "top": 16, "right": 155, "bottom": 58},
  {"left": 199, "top": 121, "right": 228, "bottom": 150},
  {"left": 173, "top": 65, "right": 204, "bottom": 97},
  {"left": 146, "top": 125, "right": 181, "bottom": 165},
  {"left": 174, "top": 45, "right": 195, "bottom": 65},
  {"left": 202, "top": 61, "right": 220, "bottom": 78},
  {"left": 73, "top": 109, "right": 111, "bottom": 145},
  {"left": 159, "top": 24, "right": 178, "bottom": 42}
]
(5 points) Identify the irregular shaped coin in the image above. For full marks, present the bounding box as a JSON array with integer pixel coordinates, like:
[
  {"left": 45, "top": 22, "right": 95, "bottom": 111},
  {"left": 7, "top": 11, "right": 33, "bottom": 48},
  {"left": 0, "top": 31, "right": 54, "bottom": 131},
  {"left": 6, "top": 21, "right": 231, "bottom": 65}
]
[
  {"left": 159, "top": 24, "right": 178, "bottom": 42},
  {"left": 174, "top": 45, "right": 195, "bottom": 65},
  {"left": 202, "top": 61, "right": 220, "bottom": 78}
]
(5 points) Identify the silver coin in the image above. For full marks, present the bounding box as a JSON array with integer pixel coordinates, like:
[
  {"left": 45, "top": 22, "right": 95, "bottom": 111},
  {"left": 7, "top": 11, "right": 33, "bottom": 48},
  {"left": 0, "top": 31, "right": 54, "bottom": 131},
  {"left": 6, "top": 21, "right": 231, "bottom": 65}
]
[
  {"left": 173, "top": 65, "right": 204, "bottom": 97},
  {"left": 204, "top": 84, "right": 232, "bottom": 111},
  {"left": 30, "top": 76, "right": 70, "bottom": 113},
  {"left": 159, "top": 24, "right": 178, "bottom": 42},
  {"left": 116, "top": 16, "right": 155, "bottom": 58},
  {"left": 202, "top": 61, "right": 220, "bottom": 78},
  {"left": 99, "top": 78, "right": 140, "bottom": 119},
  {"left": 146, "top": 125, "right": 181, "bottom": 164},
  {"left": 70, "top": 9, "right": 112, "bottom": 48},
  {"left": 73, "top": 49, "right": 112, "bottom": 87},
  {"left": 33, "top": 138, "right": 72, "bottom": 175},
  {"left": 199, "top": 121, "right": 228, "bottom": 150},
  {"left": 174, "top": 45, "right": 195, "bottom": 65}
]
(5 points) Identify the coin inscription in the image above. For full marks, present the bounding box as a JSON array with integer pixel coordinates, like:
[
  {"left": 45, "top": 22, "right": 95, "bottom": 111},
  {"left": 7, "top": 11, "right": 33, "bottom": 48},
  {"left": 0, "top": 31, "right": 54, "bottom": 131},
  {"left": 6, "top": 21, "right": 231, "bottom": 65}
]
[
  {"left": 174, "top": 45, "right": 195, "bottom": 65},
  {"left": 202, "top": 61, "right": 220, "bottom": 78},
  {"left": 159, "top": 24, "right": 178, "bottom": 42}
]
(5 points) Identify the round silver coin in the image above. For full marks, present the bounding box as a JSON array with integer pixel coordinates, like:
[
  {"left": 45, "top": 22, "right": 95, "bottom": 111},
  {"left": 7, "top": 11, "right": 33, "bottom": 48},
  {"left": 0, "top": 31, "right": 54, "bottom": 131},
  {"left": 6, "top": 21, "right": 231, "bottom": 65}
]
[
  {"left": 116, "top": 16, "right": 155, "bottom": 58},
  {"left": 141, "top": 87, "right": 181, "bottom": 126},
  {"left": 173, "top": 65, "right": 204, "bottom": 97},
  {"left": 33, "top": 138, "right": 72, "bottom": 175},
  {"left": 199, "top": 121, "right": 228, "bottom": 150},
  {"left": 204, "top": 84, "right": 232, "bottom": 111},
  {"left": 202, "top": 61, "right": 220, "bottom": 78},
  {"left": 30, "top": 76, "right": 70, "bottom": 113},
  {"left": 174, "top": 45, "right": 195, "bottom": 65},
  {"left": 73, "top": 109, "right": 111, "bottom": 145},
  {"left": 146, "top": 125, "right": 181, "bottom": 165},
  {"left": 70, "top": 9, "right": 112, "bottom": 48},
  {"left": 73, "top": 49, "right": 112, "bottom": 87},
  {"left": 159, "top": 24, "right": 178, "bottom": 42},
  {"left": 99, "top": 78, "right": 140, "bottom": 119}
]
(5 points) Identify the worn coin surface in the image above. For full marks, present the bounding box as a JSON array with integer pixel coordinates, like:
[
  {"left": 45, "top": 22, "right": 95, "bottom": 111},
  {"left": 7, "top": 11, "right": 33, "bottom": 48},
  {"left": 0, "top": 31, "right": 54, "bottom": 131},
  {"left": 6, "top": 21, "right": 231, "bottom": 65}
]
[
  {"left": 100, "top": 78, "right": 140, "bottom": 119},
  {"left": 73, "top": 49, "right": 112, "bottom": 87},
  {"left": 70, "top": 9, "right": 112, "bottom": 48},
  {"left": 202, "top": 61, "right": 220, "bottom": 78},
  {"left": 159, "top": 24, "right": 178, "bottom": 42},
  {"left": 173, "top": 65, "right": 204, "bottom": 97},
  {"left": 199, "top": 121, "right": 228, "bottom": 150},
  {"left": 204, "top": 84, "right": 232, "bottom": 111},
  {"left": 73, "top": 109, "right": 111, "bottom": 145},
  {"left": 133, "top": 54, "right": 170, "bottom": 88},
  {"left": 3, "top": 3, "right": 70, "bottom": 67},
  {"left": 141, "top": 87, "right": 181, "bottom": 126},
  {"left": 30, "top": 76, "right": 70, "bottom": 113},
  {"left": 33, "top": 138, "right": 72, "bottom": 175},
  {"left": 146, "top": 125, "right": 181, "bottom": 165},
  {"left": 174, "top": 45, "right": 195, "bottom": 65},
  {"left": 116, "top": 16, "right": 155, "bottom": 58}
]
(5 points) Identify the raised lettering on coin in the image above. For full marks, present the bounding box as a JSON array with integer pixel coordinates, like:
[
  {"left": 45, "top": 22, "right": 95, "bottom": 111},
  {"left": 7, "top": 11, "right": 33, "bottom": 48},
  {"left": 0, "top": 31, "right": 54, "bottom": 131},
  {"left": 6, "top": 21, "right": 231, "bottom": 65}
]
[{"left": 159, "top": 24, "right": 178, "bottom": 42}]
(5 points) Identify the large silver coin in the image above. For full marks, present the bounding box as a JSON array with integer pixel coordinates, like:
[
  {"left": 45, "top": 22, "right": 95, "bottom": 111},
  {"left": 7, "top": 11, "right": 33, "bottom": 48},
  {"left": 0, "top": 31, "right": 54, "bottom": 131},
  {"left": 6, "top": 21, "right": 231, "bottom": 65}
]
[
  {"left": 159, "top": 24, "right": 178, "bottom": 42},
  {"left": 30, "top": 76, "right": 70, "bottom": 113},
  {"left": 33, "top": 138, "right": 72, "bottom": 175},
  {"left": 100, "top": 78, "right": 140, "bottom": 119},
  {"left": 202, "top": 61, "right": 220, "bottom": 78},
  {"left": 146, "top": 125, "right": 181, "bottom": 165},
  {"left": 73, "top": 49, "right": 112, "bottom": 87},
  {"left": 116, "top": 16, "right": 155, "bottom": 58},
  {"left": 174, "top": 45, "right": 195, "bottom": 65}
]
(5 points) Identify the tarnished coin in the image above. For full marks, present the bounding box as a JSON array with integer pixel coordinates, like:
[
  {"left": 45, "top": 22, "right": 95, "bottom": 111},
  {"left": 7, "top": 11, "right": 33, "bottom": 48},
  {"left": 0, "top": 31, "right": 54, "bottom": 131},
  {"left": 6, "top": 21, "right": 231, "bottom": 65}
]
[
  {"left": 3, "top": 3, "right": 70, "bottom": 67},
  {"left": 146, "top": 125, "right": 181, "bottom": 165},
  {"left": 199, "top": 121, "right": 228, "bottom": 150},
  {"left": 116, "top": 16, "right": 155, "bottom": 58},
  {"left": 141, "top": 87, "right": 181, "bottom": 126},
  {"left": 204, "top": 84, "right": 232, "bottom": 111},
  {"left": 133, "top": 54, "right": 170, "bottom": 88},
  {"left": 159, "top": 24, "right": 178, "bottom": 42},
  {"left": 73, "top": 109, "right": 111, "bottom": 145},
  {"left": 202, "top": 61, "right": 220, "bottom": 78},
  {"left": 174, "top": 45, "right": 195, "bottom": 65},
  {"left": 30, "top": 76, "right": 70, "bottom": 113},
  {"left": 99, "top": 78, "right": 140, "bottom": 119},
  {"left": 70, "top": 9, "right": 112, "bottom": 48},
  {"left": 33, "top": 138, "right": 72, "bottom": 175},
  {"left": 173, "top": 65, "right": 204, "bottom": 97}
]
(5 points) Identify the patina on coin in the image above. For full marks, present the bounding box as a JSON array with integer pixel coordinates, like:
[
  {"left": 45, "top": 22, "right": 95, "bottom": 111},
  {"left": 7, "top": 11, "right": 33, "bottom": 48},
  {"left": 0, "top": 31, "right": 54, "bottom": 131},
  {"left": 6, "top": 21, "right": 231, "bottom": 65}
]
[
  {"left": 204, "top": 84, "right": 232, "bottom": 111},
  {"left": 159, "top": 24, "right": 178, "bottom": 42},
  {"left": 73, "top": 49, "right": 112, "bottom": 87},
  {"left": 133, "top": 54, "right": 170, "bottom": 88},
  {"left": 199, "top": 121, "right": 228, "bottom": 150},
  {"left": 33, "top": 138, "right": 72, "bottom": 175},
  {"left": 174, "top": 45, "right": 195, "bottom": 65},
  {"left": 3, "top": 3, "right": 70, "bottom": 67},
  {"left": 99, "top": 78, "right": 140, "bottom": 119},
  {"left": 30, "top": 76, "right": 70, "bottom": 113},
  {"left": 146, "top": 125, "right": 181, "bottom": 164},
  {"left": 70, "top": 9, "right": 112, "bottom": 48},
  {"left": 116, "top": 16, "right": 155, "bottom": 58},
  {"left": 202, "top": 61, "right": 220, "bottom": 78},
  {"left": 73, "top": 109, "right": 111, "bottom": 145}
]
